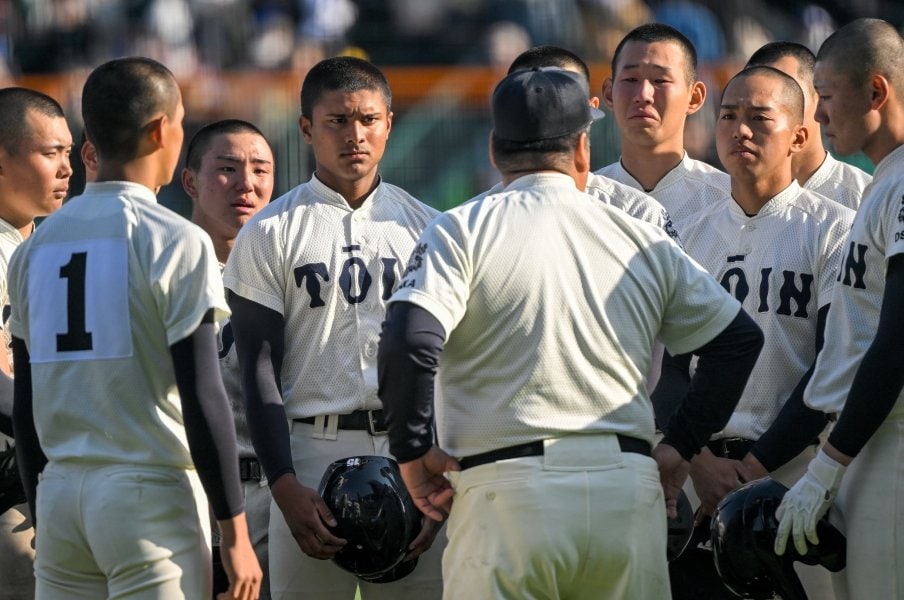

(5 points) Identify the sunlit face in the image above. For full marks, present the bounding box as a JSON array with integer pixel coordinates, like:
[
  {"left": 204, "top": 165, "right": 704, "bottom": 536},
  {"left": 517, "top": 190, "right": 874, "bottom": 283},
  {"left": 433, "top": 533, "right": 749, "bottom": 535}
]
[
  {"left": 0, "top": 109, "right": 73, "bottom": 226},
  {"left": 716, "top": 73, "right": 803, "bottom": 185},
  {"left": 183, "top": 131, "right": 274, "bottom": 241},
  {"left": 300, "top": 88, "right": 392, "bottom": 193},
  {"left": 768, "top": 56, "right": 820, "bottom": 144},
  {"left": 813, "top": 59, "right": 875, "bottom": 157},
  {"left": 605, "top": 40, "right": 702, "bottom": 150}
]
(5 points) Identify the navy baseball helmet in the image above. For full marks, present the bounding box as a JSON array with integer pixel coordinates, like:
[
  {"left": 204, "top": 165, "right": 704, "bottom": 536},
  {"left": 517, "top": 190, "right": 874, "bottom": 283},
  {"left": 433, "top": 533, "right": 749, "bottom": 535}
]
[
  {"left": 710, "top": 478, "right": 846, "bottom": 600},
  {"left": 318, "top": 455, "right": 422, "bottom": 582},
  {"left": 667, "top": 489, "right": 695, "bottom": 562}
]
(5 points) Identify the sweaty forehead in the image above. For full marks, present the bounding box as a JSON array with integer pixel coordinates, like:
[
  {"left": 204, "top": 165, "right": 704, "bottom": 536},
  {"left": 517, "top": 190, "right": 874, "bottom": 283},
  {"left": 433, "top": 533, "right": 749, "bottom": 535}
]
[{"left": 312, "top": 88, "right": 390, "bottom": 115}]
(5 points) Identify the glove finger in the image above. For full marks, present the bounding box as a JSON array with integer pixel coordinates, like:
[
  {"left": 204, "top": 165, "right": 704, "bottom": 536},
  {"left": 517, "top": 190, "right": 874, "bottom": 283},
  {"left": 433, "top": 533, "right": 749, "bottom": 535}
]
[
  {"left": 774, "top": 513, "right": 791, "bottom": 556},
  {"left": 793, "top": 521, "right": 809, "bottom": 557}
]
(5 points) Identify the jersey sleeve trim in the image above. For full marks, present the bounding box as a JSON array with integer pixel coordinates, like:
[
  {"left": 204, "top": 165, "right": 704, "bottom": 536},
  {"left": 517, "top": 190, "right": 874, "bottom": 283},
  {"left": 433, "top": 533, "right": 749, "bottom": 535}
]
[
  {"left": 222, "top": 277, "right": 285, "bottom": 316},
  {"left": 665, "top": 303, "right": 741, "bottom": 356}
]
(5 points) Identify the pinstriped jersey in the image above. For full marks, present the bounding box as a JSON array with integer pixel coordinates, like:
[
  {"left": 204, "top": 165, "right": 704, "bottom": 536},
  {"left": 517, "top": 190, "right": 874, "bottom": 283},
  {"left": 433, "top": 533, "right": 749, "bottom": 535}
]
[
  {"left": 7, "top": 181, "right": 229, "bottom": 468},
  {"left": 222, "top": 175, "right": 439, "bottom": 420},
  {"left": 803, "top": 152, "right": 872, "bottom": 211},
  {"left": 390, "top": 172, "right": 741, "bottom": 458},
  {"left": 680, "top": 182, "right": 854, "bottom": 438},
  {"left": 806, "top": 144, "right": 904, "bottom": 416},
  {"left": 485, "top": 172, "right": 680, "bottom": 242},
  {"left": 596, "top": 153, "right": 731, "bottom": 228}
]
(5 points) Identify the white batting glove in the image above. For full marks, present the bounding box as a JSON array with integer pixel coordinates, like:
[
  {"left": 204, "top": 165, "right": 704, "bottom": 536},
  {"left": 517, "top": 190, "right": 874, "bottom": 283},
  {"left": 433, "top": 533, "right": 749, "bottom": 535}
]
[{"left": 774, "top": 450, "right": 846, "bottom": 557}]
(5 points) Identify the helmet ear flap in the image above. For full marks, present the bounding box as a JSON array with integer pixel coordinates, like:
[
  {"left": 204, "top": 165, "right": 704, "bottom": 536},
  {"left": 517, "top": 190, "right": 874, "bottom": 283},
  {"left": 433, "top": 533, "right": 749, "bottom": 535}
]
[{"left": 318, "top": 455, "right": 423, "bottom": 582}]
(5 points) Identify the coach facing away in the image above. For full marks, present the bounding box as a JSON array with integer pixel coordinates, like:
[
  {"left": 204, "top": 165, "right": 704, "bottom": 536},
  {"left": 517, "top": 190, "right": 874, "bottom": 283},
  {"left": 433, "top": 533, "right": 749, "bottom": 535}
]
[{"left": 377, "top": 66, "right": 765, "bottom": 600}]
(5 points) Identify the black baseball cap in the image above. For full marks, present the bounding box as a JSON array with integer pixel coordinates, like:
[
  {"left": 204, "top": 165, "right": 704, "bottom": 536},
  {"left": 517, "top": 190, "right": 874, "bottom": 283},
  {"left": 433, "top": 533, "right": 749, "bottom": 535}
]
[{"left": 491, "top": 67, "right": 605, "bottom": 143}]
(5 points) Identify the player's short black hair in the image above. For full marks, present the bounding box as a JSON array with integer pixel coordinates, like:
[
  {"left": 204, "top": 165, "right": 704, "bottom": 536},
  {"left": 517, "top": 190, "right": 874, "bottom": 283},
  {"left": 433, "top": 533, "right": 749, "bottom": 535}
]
[
  {"left": 184, "top": 119, "right": 269, "bottom": 172},
  {"left": 507, "top": 45, "right": 591, "bottom": 84},
  {"left": 817, "top": 18, "right": 904, "bottom": 93},
  {"left": 746, "top": 42, "right": 816, "bottom": 94},
  {"left": 300, "top": 56, "right": 392, "bottom": 119},
  {"left": 723, "top": 65, "right": 805, "bottom": 124},
  {"left": 490, "top": 127, "right": 588, "bottom": 175},
  {"left": 0, "top": 88, "right": 66, "bottom": 155},
  {"left": 82, "top": 57, "right": 181, "bottom": 161},
  {"left": 611, "top": 23, "right": 698, "bottom": 84}
]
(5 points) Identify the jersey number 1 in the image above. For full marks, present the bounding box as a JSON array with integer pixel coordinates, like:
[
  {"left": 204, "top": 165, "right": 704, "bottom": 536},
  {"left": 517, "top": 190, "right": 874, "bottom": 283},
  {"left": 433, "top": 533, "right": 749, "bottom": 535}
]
[{"left": 56, "top": 252, "right": 94, "bottom": 352}]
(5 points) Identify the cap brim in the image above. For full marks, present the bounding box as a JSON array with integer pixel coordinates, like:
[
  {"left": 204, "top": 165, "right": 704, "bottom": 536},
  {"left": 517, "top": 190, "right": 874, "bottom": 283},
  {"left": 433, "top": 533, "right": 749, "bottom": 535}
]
[{"left": 590, "top": 106, "right": 606, "bottom": 122}]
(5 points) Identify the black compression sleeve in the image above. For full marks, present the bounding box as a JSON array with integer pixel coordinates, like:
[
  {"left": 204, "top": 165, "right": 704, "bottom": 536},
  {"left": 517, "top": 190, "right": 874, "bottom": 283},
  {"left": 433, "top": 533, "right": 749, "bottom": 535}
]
[
  {"left": 11, "top": 337, "right": 43, "bottom": 523},
  {"left": 170, "top": 310, "right": 244, "bottom": 520},
  {"left": 227, "top": 293, "right": 294, "bottom": 485},
  {"left": 378, "top": 302, "right": 445, "bottom": 463},
  {"left": 0, "top": 371, "right": 14, "bottom": 437},
  {"left": 749, "top": 304, "right": 831, "bottom": 472},
  {"left": 661, "top": 310, "right": 764, "bottom": 460},
  {"left": 828, "top": 254, "right": 904, "bottom": 457},
  {"left": 651, "top": 351, "right": 692, "bottom": 430}
]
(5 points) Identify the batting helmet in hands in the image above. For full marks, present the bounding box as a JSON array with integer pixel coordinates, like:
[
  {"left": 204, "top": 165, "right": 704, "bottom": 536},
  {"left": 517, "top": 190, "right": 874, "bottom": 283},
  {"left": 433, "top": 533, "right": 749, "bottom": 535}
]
[
  {"left": 318, "top": 455, "right": 422, "bottom": 582},
  {"left": 710, "top": 477, "right": 846, "bottom": 600}
]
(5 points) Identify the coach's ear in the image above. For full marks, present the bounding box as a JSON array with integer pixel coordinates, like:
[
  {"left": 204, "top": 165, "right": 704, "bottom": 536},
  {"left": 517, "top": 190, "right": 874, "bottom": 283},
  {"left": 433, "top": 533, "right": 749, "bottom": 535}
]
[{"left": 299, "top": 115, "right": 313, "bottom": 145}]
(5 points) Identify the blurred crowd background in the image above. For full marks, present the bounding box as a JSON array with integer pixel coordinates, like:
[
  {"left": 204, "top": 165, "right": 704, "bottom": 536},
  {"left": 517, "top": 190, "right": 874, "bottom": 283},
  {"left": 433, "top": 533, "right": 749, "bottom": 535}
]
[{"left": 1, "top": 0, "right": 898, "bottom": 212}]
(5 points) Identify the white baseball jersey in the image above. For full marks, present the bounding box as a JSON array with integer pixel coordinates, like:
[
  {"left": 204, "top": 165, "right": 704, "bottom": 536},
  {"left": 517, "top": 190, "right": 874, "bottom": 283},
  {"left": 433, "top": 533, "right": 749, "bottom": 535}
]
[
  {"left": 0, "top": 218, "right": 26, "bottom": 368},
  {"left": 485, "top": 172, "right": 680, "bottom": 241},
  {"left": 806, "top": 144, "right": 904, "bottom": 416},
  {"left": 679, "top": 182, "right": 854, "bottom": 439},
  {"left": 389, "top": 172, "right": 741, "bottom": 458},
  {"left": 222, "top": 174, "right": 439, "bottom": 419},
  {"left": 596, "top": 153, "right": 731, "bottom": 229},
  {"left": 803, "top": 152, "right": 872, "bottom": 211},
  {"left": 7, "top": 181, "right": 229, "bottom": 468}
]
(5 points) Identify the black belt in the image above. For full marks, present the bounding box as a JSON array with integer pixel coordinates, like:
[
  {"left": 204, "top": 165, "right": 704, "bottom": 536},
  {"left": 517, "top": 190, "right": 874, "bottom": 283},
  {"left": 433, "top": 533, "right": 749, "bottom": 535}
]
[
  {"left": 706, "top": 437, "right": 755, "bottom": 460},
  {"left": 239, "top": 457, "right": 262, "bottom": 482},
  {"left": 294, "top": 409, "right": 386, "bottom": 435},
  {"left": 459, "top": 435, "right": 651, "bottom": 471}
]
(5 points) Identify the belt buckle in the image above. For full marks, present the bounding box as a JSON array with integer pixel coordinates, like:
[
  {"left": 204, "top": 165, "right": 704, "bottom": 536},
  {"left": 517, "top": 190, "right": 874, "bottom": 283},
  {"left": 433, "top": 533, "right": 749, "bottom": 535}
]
[{"left": 367, "top": 410, "right": 387, "bottom": 436}]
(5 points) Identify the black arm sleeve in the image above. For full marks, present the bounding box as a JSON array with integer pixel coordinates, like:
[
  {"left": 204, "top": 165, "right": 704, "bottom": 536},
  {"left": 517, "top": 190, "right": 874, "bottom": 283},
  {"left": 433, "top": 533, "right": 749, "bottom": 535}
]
[
  {"left": 11, "top": 337, "right": 44, "bottom": 523},
  {"left": 378, "top": 302, "right": 445, "bottom": 463},
  {"left": 0, "top": 370, "right": 14, "bottom": 437},
  {"left": 828, "top": 254, "right": 904, "bottom": 457},
  {"left": 749, "top": 304, "right": 832, "bottom": 472},
  {"left": 661, "top": 309, "right": 764, "bottom": 460},
  {"left": 170, "top": 310, "right": 244, "bottom": 520},
  {"left": 651, "top": 351, "right": 693, "bottom": 430},
  {"left": 227, "top": 293, "right": 294, "bottom": 485}
]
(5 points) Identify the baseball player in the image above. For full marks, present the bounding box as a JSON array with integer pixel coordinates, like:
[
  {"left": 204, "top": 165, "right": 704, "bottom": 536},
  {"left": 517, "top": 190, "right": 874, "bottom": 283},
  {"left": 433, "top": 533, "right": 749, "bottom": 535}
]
[
  {"left": 9, "top": 57, "right": 261, "bottom": 599},
  {"left": 774, "top": 19, "right": 904, "bottom": 599},
  {"left": 503, "top": 45, "right": 680, "bottom": 242},
  {"left": 655, "top": 66, "right": 854, "bottom": 599},
  {"left": 378, "top": 66, "right": 765, "bottom": 600},
  {"left": 223, "top": 56, "right": 445, "bottom": 599},
  {"left": 0, "top": 86, "right": 72, "bottom": 599},
  {"left": 599, "top": 23, "right": 731, "bottom": 230},
  {"left": 746, "top": 41, "right": 872, "bottom": 211},
  {"left": 182, "top": 119, "right": 275, "bottom": 598}
]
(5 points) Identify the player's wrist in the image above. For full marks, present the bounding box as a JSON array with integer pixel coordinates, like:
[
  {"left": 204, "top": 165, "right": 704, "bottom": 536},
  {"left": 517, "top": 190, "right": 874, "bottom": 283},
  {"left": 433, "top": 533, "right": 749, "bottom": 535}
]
[{"left": 810, "top": 449, "right": 847, "bottom": 495}]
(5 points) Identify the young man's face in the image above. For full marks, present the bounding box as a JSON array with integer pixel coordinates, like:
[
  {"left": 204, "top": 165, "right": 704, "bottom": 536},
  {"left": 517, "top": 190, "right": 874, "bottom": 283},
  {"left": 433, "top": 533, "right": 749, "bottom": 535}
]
[
  {"left": 813, "top": 58, "right": 875, "bottom": 157},
  {"left": 716, "top": 73, "right": 803, "bottom": 185},
  {"left": 161, "top": 96, "right": 186, "bottom": 186},
  {"left": 300, "top": 88, "right": 392, "bottom": 192},
  {"left": 0, "top": 108, "right": 73, "bottom": 225},
  {"left": 605, "top": 40, "right": 702, "bottom": 150},
  {"left": 183, "top": 131, "right": 274, "bottom": 240}
]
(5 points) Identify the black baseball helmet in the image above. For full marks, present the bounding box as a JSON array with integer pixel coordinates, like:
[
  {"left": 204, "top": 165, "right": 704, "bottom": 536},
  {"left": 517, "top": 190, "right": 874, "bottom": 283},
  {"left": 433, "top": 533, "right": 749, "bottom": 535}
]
[
  {"left": 710, "top": 478, "right": 846, "bottom": 600},
  {"left": 667, "top": 489, "right": 695, "bottom": 562},
  {"left": 318, "top": 455, "right": 422, "bottom": 582}
]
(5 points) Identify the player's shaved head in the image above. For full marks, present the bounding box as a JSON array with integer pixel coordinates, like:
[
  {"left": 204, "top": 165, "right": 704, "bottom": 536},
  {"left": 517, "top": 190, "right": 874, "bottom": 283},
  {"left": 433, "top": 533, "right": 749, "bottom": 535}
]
[
  {"left": 0, "top": 88, "right": 66, "bottom": 155},
  {"left": 508, "top": 45, "right": 591, "bottom": 84},
  {"left": 185, "top": 119, "right": 268, "bottom": 172},
  {"left": 300, "top": 56, "right": 392, "bottom": 119},
  {"left": 723, "top": 65, "right": 805, "bottom": 124},
  {"left": 817, "top": 18, "right": 904, "bottom": 93},
  {"left": 746, "top": 42, "right": 816, "bottom": 94},
  {"left": 612, "top": 23, "right": 698, "bottom": 83},
  {"left": 82, "top": 57, "right": 181, "bottom": 161}
]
